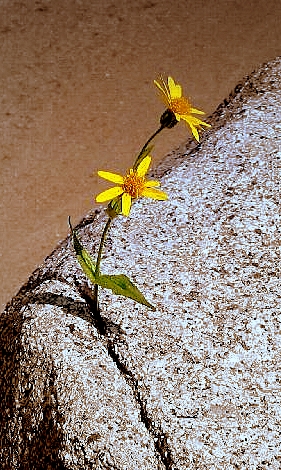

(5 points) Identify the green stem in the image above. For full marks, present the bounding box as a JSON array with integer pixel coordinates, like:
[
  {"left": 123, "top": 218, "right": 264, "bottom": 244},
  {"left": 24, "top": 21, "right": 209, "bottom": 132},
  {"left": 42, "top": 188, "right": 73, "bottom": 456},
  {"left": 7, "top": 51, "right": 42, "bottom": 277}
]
[
  {"left": 95, "top": 217, "right": 112, "bottom": 277},
  {"left": 93, "top": 216, "right": 112, "bottom": 312},
  {"left": 93, "top": 124, "right": 166, "bottom": 306},
  {"left": 133, "top": 125, "right": 164, "bottom": 170}
]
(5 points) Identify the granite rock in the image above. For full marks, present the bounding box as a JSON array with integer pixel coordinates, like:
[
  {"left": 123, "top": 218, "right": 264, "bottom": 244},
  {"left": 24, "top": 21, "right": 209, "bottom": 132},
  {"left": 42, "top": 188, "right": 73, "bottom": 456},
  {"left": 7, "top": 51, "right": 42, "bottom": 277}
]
[{"left": 1, "top": 57, "right": 281, "bottom": 469}]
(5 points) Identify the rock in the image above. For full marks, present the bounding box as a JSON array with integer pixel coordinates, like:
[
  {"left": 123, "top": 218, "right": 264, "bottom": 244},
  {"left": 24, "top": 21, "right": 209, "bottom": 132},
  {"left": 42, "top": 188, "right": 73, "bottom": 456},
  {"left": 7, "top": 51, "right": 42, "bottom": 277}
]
[{"left": 1, "top": 57, "right": 281, "bottom": 469}]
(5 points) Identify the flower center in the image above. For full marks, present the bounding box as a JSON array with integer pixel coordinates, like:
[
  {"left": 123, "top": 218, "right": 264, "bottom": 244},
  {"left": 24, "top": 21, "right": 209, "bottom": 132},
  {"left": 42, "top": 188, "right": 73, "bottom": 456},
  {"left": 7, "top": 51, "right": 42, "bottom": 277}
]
[
  {"left": 171, "top": 97, "right": 191, "bottom": 115},
  {"left": 122, "top": 170, "right": 145, "bottom": 198}
]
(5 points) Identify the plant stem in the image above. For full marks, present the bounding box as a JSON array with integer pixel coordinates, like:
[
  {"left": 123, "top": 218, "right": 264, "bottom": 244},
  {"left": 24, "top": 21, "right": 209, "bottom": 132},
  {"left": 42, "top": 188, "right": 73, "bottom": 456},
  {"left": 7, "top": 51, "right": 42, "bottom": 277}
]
[
  {"left": 133, "top": 125, "right": 164, "bottom": 170},
  {"left": 95, "top": 217, "right": 112, "bottom": 277},
  {"left": 141, "top": 125, "right": 165, "bottom": 154},
  {"left": 93, "top": 124, "right": 166, "bottom": 308},
  {"left": 93, "top": 216, "right": 112, "bottom": 311}
]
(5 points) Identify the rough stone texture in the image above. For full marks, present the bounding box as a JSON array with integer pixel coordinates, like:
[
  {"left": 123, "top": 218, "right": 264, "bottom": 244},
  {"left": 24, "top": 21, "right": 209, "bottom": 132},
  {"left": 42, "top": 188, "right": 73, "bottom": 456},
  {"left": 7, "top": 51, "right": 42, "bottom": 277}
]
[{"left": 1, "top": 57, "right": 281, "bottom": 469}]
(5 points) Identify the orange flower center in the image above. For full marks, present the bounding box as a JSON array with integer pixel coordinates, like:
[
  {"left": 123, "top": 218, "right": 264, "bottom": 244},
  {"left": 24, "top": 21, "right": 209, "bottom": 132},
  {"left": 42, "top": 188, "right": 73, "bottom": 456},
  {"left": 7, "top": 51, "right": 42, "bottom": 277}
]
[
  {"left": 171, "top": 97, "right": 191, "bottom": 115},
  {"left": 122, "top": 170, "right": 145, "bottom": 198}
]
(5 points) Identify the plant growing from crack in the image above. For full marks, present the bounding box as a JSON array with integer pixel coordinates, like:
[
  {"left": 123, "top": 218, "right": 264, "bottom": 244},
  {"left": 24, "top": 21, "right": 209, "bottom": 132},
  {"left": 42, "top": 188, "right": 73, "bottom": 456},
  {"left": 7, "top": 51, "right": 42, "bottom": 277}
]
[{"left": 70, "top": 76, "right": 210, "bottom": 312}]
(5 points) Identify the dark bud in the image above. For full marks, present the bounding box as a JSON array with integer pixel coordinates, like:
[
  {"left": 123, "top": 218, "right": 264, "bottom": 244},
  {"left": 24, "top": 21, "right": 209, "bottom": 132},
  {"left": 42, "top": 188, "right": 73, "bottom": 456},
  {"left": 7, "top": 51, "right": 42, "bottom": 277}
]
[{"left": 160, "top": 109, "right": 178, "bottom": 129}]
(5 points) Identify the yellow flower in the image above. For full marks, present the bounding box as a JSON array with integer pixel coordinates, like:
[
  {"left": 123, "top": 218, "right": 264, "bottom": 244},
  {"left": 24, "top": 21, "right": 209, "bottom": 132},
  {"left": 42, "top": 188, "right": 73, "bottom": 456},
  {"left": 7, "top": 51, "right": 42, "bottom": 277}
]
[
  {"left": 95, "top": 155, "right": 168, "bottom": 216},
  {"left": 154, "top": 76, "right": 211, "bottom": 142}
]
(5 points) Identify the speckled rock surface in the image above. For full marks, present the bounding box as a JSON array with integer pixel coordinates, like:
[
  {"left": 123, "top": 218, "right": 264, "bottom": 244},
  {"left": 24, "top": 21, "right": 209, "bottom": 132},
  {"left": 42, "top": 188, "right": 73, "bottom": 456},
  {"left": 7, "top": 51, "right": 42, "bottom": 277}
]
[{"left": 1, "top": 57, "right": 281, "bottom": 469}]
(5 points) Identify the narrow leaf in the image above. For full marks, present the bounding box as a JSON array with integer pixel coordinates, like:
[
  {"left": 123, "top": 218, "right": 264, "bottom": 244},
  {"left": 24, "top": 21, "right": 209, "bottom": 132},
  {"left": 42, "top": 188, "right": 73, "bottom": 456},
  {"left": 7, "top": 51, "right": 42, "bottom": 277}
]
[{"left": 69, "top": 218, "right": 97, "bottom": 284}]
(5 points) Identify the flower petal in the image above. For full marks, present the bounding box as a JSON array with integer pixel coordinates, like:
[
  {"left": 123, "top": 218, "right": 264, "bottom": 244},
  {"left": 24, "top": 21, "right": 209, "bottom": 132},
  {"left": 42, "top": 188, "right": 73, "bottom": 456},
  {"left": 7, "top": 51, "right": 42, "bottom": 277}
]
[
  {"left": 184, "top": 115, "right": 211, "bottom": 127},
  {"left": 98, "top": 171, "right": 124, "bottom": 184},
  {"left": 136, "top": 155, "right": 151, "bottom": 177},
  {"left": 145, "top": 180, "right": 160, "bottom": 187},
  {"left": 154, "top": 77, "right": 171, "bottom": 106},
  {"left": 96, "top": 186, "right": 123, "bottom": 202},
  {"left": 121, "top": 192, "right": 132, "bottom": 216},
  {"left": 168, "top": 76, "right": 182, "bottom": 99},
  {"left": 200, "top": 120, "right": 211, "bottom": 128},
  {"left": 190, "top": 107, "right": 205, "bottom": 115},
  {"left": 189, "top": 124, "right": 200, "bottom": 142},
  {"left": 180, "top": 115, "right": 211, "bottom": 141},
  {"left": 142, "top": 187, "right": 168, "bottom": 200},
  {"left": 154, "top": 79, "right": 167, "bottom": 96}
]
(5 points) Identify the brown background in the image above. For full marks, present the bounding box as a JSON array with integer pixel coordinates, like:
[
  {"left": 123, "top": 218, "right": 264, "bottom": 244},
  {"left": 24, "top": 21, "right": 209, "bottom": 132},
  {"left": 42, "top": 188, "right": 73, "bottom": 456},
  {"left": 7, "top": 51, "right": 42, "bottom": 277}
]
[{"left": 0, "top": 0, "right": 280, "bottom": 310}]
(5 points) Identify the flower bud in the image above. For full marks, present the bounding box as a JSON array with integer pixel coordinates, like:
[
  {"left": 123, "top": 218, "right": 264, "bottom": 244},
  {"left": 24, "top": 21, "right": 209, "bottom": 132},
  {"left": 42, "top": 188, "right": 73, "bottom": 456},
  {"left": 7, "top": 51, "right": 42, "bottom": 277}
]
[
  {"left": 160, "top": 108, "right": 178, "bottom": 129},
  {"left": 106, "top": 197, "right": 122, "bottom": 219}
]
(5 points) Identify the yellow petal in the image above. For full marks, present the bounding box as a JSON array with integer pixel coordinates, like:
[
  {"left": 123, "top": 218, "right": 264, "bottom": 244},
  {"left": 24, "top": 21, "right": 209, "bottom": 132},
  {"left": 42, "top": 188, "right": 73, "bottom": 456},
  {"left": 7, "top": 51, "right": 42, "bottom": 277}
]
[
  {"left": 121, "top": 192, "right": 132, "bottom": 216},
  {"left": 200, "top": 121, "right": 211, "bottom": 128},
  {"left": 189, "top": 124, "right": 200, "bottom": 142},
  {"left": 145, "top": 180, "right": 160, "bottom": 187},
  {"left": 154, "top": 77, "right": 171, "bottom": 106},
  {"left": 98, "top": 171, "right": 124, "bottom": 184},
  {"left": 96, "top": 186, "right": 123, "bottom": 202},
  {"left": 142, "top": 187, "right": 168, "bottom": 200},
  {"left": 190, "top": 107, "right": 205, "bottom": 115},
  {"left": 136, "top": 155, "right": 151, "bottom": 177},
  {"left": 168, "top": 76, "right": 182, "bottom": 99},
  {"left": 186, "top": 116, "right": 211, "bottom": 142},
  {"left": 154, "top": 79, "right": 167, "bottom": 96},
  {"left": 181, "top": 115, "right": 211, "bottom": 128}
]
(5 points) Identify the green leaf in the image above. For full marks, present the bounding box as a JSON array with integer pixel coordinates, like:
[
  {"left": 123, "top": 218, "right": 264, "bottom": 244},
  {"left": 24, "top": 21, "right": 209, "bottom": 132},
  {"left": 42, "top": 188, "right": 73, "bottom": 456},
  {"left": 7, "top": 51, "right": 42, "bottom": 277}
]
[
  {"left": 69, "top": 218, "right": 155, "bottom": 310},
  {"left": 96, "top": 273, "right": 156, "bottom": 311},
  {"left": 69, "top": 219, "right": 97, "bottom": 284}
]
